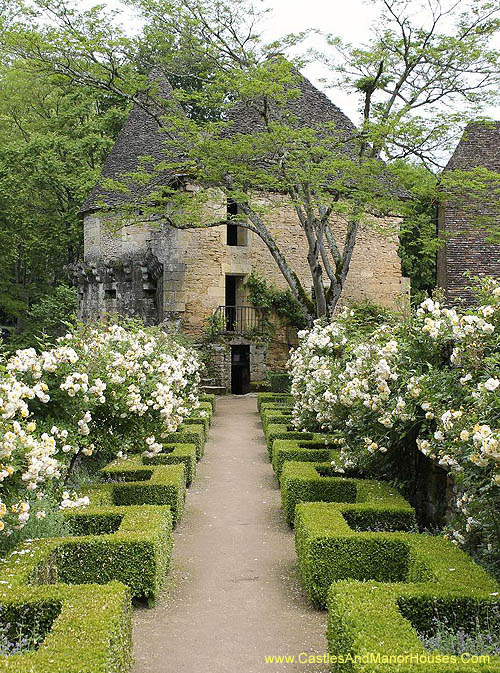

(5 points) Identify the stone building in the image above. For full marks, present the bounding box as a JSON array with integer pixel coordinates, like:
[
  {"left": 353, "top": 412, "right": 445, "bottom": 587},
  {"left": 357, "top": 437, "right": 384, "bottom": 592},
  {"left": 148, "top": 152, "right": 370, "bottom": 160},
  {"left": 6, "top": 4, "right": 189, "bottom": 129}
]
[
  {"left": 74, "top": 70, "right": 408, "bottom": 392},
  {"left": 437, "top": 121, "right": 500, "bottom": 305}
]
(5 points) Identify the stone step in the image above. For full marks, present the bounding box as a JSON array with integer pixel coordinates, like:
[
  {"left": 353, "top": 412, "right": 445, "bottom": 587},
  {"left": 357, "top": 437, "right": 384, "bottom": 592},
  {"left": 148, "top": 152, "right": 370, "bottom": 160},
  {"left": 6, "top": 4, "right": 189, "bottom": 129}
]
[{"left": 201, "top": 385, "right": 227, "bottom": 395}]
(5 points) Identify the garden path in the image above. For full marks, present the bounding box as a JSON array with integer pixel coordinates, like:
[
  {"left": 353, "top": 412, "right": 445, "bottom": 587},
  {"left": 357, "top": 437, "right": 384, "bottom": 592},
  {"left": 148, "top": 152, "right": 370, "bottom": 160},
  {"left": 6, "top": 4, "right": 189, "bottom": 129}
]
[{"left": 132, "top": 394, "right": 327, "bottom": 673}]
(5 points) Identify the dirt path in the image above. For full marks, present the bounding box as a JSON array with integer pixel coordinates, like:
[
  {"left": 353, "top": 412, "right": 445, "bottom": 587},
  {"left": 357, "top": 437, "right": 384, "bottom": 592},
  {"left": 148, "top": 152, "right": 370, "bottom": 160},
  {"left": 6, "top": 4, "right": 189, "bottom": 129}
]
[{"left": 132, "top": 395, "right": 327, "bottom": 673}]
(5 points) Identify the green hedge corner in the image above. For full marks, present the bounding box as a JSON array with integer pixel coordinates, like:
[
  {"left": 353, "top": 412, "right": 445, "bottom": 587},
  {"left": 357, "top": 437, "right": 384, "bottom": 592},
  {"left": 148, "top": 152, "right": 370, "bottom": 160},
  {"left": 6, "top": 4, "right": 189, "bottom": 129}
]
[
  {"left": 0, "top": 581, "right": 133, "bottom": 673},
  {"left": 272, "top": 438, "right": 343, "bottom": 481},
  {"left": 294, "top": 497, "right": 417, "bottom": 606},
  {"left": 326, "top": 543, "right": 500, "bottom": 672},
  {"left": 161, "top": 424, "right": 206, "bottom": 460},
  {"left": 256, "top": 392, "right": 293, "bottom": 412},
  {"left": 281, "top": 461, "right": 410, "bottom": 527},
  {"left": 101, "top": 458, "right": 186, "bottom": 525},
  {"left": 143, "top": 442, "right": 197, "bottom": 486}
]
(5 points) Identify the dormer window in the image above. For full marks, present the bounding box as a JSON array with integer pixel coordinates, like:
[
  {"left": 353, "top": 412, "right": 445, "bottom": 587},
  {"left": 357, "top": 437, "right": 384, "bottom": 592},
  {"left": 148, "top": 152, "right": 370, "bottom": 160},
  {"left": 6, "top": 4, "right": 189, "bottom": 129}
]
[{"left": 226, "top": 199, "right": 248, "bottom": 246}]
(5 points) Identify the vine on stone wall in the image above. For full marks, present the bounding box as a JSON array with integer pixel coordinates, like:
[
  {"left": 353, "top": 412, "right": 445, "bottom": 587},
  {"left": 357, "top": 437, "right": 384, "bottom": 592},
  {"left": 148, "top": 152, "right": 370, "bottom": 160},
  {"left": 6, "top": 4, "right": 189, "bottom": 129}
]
[{"left": 244, "top": 272, "right": 308, "bottom": 330}]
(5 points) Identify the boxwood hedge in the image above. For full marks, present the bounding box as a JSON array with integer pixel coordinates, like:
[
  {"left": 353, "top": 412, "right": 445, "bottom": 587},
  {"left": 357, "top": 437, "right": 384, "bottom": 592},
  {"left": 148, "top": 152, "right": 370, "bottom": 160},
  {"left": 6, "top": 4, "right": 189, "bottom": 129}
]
[
  {"left": 0, "top": 582, "right": 132, "bottom": 673},
  {"left": 256, "top": 392, "right": 293, "bottom": 412},
  {"left": 100, "top": 458, "right": 186, "bottom": 525},
  {"left": 272, "top": 438, "right": 343, "bottom": 481},
  {"left": 261, "top": 409, "right": 293, "bottom": 432},
  {"left": 280, "top": 461, "right": 410, "bottom": 526},
  {"left": 326, "top": 540, "right": 500, "bottom": 672},
  {"left": 199, "top": 393, "right": 216, "bottom": 414},
  {"left": 264, "top": 424, "right": 330, "bottom": 461},
  {"left": 1, "top": 504, "right": 172, "bottom": 605},
  {"left": 161, "top": 424, "right": 206, "bottom": 460},
  {"left": 294, "top": 496, "right": 417, "bottom": 606},
  {"left": 143, "top": 443, "right": 197, "bottom": 486}
]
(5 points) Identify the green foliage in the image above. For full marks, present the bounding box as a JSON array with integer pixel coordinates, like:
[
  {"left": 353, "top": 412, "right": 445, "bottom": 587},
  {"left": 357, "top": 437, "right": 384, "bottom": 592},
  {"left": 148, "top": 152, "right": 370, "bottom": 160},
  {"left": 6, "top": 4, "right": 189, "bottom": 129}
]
[
  {"left": 327, "top": 560, "right": 500, "bottom": 672},
  {"left": 294, "top": 496, "right": 417, "bottom": 607},
  {"left": 268, "top": 371, "right": 292, "bottom": 393},
  {"left": 142, "top": 443, "right": 197, "bottom": 486},
  {"left": 256, "top": 392, "right": 293, "bottom": 412},
  {"left": 272, "top": 438, "right": 342, "bottom": 481},
  {"left": 0, "top": 582, "right": 133, "bottom": 673},
  {"left": 100, "top": 458, "right": 186, "bottom": 525},
  {"left": 161, "top": 424, "right": 206, "bottom": 460},
  {"left": 264, "top": 423, "right": 319, "bottom": 461},
  {"left": 392, "top": 162, "right": 440, "bottom": 298},
  {"left": 261, "top": 408, "right": 293, "bottom": 432},
  {"left": 6, "top": 285, "right": 77, "bottom": 352},
  {"left": 244, "top": 272, "right": 308, "bottom": 330}
]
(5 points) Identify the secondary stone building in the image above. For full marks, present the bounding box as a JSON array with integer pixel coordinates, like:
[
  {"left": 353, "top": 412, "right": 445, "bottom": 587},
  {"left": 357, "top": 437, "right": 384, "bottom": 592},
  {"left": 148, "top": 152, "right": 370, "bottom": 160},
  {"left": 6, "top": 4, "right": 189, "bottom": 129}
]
[
  {"left": 74, "top": 70, "right": 408, "bottom": 392},
  {"left": 437, "top": 121, "right": 500, "bottom": 305}
]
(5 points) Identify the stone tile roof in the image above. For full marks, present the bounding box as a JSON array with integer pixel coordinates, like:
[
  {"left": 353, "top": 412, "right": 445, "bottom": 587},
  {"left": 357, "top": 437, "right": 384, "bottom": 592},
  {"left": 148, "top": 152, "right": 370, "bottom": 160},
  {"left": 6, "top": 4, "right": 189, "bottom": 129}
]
[
  {"left": 225, "top": 69, "right": 357, "bottom": 138},
  {"left": 80, "top": 68, "right": 179, "bottom": 214},
  {"left": 446, "top": 121, "right": 500, "bottom": 172}
]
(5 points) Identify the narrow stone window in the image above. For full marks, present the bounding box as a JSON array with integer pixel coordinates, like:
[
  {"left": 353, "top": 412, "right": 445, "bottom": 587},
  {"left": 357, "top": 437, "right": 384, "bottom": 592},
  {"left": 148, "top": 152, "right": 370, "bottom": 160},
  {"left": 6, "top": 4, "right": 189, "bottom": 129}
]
[
  {"left": 104, "top": 287, "right": 116, "bottom": 299},
  {"left": 226, "top": 199, "right": 247, "bottom": 246}
]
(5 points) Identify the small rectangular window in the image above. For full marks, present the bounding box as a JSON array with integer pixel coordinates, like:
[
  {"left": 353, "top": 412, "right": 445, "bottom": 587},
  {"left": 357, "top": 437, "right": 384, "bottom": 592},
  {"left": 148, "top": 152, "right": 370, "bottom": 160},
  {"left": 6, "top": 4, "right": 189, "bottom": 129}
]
[{"left": 104, "top": 288, "right": 116, "bottom": 299}]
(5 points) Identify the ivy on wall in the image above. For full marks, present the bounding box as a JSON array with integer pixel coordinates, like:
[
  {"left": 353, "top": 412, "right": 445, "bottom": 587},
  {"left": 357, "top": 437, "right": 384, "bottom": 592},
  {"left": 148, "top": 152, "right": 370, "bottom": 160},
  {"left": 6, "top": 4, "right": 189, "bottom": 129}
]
[{"left": 244, "top": 272, "right": 309, "bottom": 330}]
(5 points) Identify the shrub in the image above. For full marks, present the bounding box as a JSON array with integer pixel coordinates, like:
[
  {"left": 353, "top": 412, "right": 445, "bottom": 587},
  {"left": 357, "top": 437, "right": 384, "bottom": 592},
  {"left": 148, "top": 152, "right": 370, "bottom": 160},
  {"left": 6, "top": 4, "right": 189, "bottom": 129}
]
[
  {"left": 294, "top": 496, "right": 417, "bottom": 606},
  {"left": 200, "top": 393, "right": 216, "bottom": 414},
  {"left": 0, "top": 582, "right": 132, "bottom": 672},
  {"left": 100, "top": 458, "right": 186, "bottom": 525},
  {"left": 142, "top": 443, "right": 197, "bottom": 486},
  {"left": 1, "top": 504, "right": 172, "bottom": 605},
  {"left": 272, "top": 438, "right": 343, "bottom": 481},
  {"left": 269, "top": 371, "right": 291, "bottom": 393},
  {"left": 326, "top": 547, "right": 500, "bottom": 672},
  {"left": 0, "top": 321, "right": 201, "bottom": 536},
  {"left": 261, "top": 409, "right": 293, "bottom": 432},
  {"left": 160, "top": 424, "right": 206, "bottom": 460},
  {"left": 280, "top": 461, "right": 410, "bottom": 526},
  {"left": 288, "top": 277, "right": 500, "bottom": 576},
  {"left": 256, "top": 392, "right": 293, "bottom": 412},
  {"left": 265, "top": 424, "right": 330, "bottom": 461}
]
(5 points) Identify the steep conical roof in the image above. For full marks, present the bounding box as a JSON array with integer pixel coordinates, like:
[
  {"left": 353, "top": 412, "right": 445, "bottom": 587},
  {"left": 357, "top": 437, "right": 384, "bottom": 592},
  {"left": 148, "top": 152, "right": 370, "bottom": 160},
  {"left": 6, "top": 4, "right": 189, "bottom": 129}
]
[
  {"left": 446, "top": 121, "right": 500, "bottom": 172},
  {"left": 80, "top": 68, "right": 179, "bottom": 214},
  {"left": 225, "top": 66, "right": 357, "bottom": 138}
]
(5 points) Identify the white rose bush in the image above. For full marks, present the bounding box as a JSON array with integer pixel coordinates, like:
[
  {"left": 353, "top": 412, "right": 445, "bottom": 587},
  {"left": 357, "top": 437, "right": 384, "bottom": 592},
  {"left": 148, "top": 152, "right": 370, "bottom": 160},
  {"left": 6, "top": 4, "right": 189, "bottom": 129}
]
[
  {"left": 289, "top": 277, "right": 500, "bottom": 576},
  {"left": 0, "top": 322, "right": 202, "bottom": 536}
]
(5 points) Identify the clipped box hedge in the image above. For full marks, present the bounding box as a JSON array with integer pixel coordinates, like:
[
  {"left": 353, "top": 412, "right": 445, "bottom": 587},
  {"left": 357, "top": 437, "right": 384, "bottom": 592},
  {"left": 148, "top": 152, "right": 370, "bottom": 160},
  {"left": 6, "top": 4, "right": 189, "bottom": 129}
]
[
  {"left": 182, "top": 415, "right": 209, "bottom": 441},
  {"left": 143, "top": 442, "right": 197, "bottom": 486},
  {"left": 294, "top": 494, "right": 417, "bottom": 606},
  {"left": 0, "top": 582, "right": 132, "bottom": 673},
  {"left": 265, "top": 424, "right": 332, "bottom": 461},
  {"left": 197, "top": 401, "right": 214, "bottom": 426},
  {"left": 256, "top": 392, "right": 293, "bottom": 412},
  {"left": 161, "top": 424, "right": 206, "bottom": 460},
  {"left": 1, "top": 504, "right": 173, "bottom": 605},
  {"left": 261, "top": 409, "right": 293, "bottom": 432},
  {"left": 101, "top": 458, "right": 186, "bottom": 525},
  {"left": 272, "top": 438, "right": 343, "bottom": 481},
  {"left": 326, "top": 538, "right": 500, "bottom": 672},
  {"left": 199, "top": 393, "right": 216, "bottom": 414},
  {"left": 281, "top": 461, "right": 409, "bottom": 526}
]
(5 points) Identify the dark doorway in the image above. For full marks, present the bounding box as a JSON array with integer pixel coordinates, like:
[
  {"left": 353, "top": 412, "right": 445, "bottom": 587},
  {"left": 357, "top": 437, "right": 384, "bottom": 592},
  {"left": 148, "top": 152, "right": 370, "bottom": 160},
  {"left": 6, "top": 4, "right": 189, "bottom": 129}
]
[
  {"left": 225, "top": 275, "right": 236, "bottom": 330},
  {"left": 231, "top": 345, "right": 250, "bottom": 394}
]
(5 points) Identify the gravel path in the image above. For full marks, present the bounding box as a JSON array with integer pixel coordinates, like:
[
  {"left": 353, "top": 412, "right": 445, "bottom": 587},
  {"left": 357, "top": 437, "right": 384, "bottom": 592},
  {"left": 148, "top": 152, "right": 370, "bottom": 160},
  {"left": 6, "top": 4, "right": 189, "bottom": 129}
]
[{"left": 132, "top": 395, "right": 327, "bottom": 673}]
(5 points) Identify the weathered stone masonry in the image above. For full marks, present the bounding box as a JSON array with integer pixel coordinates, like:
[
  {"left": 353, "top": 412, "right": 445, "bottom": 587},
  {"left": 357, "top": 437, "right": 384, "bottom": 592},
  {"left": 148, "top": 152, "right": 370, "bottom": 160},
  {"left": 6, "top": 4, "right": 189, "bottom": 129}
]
[{"left": 76, "top": 69, "right": 409, "bottom": 386}]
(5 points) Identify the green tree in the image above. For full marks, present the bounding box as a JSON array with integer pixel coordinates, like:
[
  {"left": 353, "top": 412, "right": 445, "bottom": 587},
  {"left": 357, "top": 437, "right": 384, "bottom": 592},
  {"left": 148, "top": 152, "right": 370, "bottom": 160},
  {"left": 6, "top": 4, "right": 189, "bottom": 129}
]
[{"left": 127, "top": 0, "right": 500, "bottom": 320}]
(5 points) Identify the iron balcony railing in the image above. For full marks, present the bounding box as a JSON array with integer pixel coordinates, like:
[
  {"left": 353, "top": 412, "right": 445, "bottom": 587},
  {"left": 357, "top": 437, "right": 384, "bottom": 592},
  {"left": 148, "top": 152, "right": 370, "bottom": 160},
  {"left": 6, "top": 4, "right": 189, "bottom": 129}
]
[{"left": 214, "top": 305, "right": 267, "bottom": 335}]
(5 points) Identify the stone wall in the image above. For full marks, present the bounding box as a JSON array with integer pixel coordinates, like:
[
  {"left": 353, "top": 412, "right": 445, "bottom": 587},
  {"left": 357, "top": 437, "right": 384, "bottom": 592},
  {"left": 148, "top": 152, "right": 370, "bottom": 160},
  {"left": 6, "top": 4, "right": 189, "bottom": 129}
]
[{"left": 79, "top": 192, "right": 408, "bottom": 379}]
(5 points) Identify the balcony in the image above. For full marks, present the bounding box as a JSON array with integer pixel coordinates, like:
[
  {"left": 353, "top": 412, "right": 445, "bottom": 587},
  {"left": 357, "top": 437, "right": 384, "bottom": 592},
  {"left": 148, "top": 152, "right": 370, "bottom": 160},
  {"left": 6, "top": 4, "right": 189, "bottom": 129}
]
[{"left": 213, "top": 305, "right": 267, "bottom": 336}]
